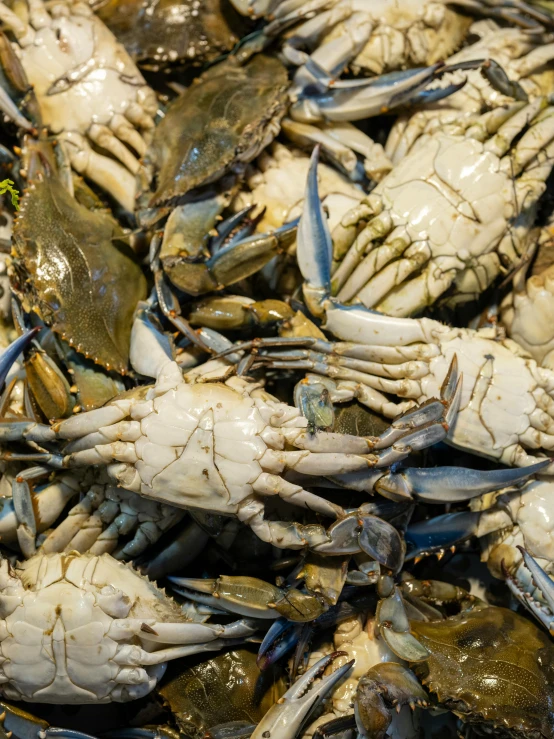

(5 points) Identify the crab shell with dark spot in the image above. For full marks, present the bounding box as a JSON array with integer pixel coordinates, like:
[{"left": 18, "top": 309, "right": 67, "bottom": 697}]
[
  {"left": 411, "top": 603, "right": 554, "bottom": 738},
  {"left": 94, "top": 0, "right": 250, "bottom": 71},
  {"left": 11, "top": 175, "right": 148, "bottom": 374},
  {"left": 139, "top": 53, "right": 289, "bottom": 209}
]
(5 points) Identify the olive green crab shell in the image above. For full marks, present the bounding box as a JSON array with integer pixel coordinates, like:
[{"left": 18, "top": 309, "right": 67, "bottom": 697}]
[
  {"left": 12, "top": 174, "right": 147, "bottom": 374},
  {"left": 139, "top": 53, "right": 289, "bottom": 208}
]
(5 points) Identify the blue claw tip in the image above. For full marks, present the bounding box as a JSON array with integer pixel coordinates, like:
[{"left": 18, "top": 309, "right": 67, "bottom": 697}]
[
  {"left": 257, "top": 618, "right": 302, "bottom": 670},
  {"left": 0, "top": 327, "right": 40, "bottom": 390}
]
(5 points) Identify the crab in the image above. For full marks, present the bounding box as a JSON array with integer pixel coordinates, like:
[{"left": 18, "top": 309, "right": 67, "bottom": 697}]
[
  {"left": 0, "top": 305, "right": 478, "bottom": 556},
  {"left": 356, "top": 580, "right": 554, "bottom": 738},
  {"left": 228, "top": 145, "right": 554, "bottom": 478},
  {"left": 10, "top": 141, "right": 147, "bottom": 374},
  {"left": 138, "top": 54, "right": 289, "bottom": 213},
  {"left": 226, "top": 0, "right": 551, "bottom": 127},
  {"left": 323, "top": 98, "right": 554, "bottom": 316},
  {"left": 0, "top": 550, "right": 258, "bottom": 703},
  {"left": 233, "top": 0, "right": 553, "bottom": 67},
  {"left": 0, "top": 0, "right": 159, "bottom": 212},
  {"left": 270, "top": 573, "right": 554, "bottom": 739},
  {"left": 90, "top": 0, "right": 249, "bottom": 72},
  {"left": 136, "top": 53, "right": 302, "bottom": 303},
  {"left": 386, "top": 20, "right": 554, "bottom": 142},
  {"left": 154, "top": 648, "right": 286, "bottom": 739},
  {"left": 299, "top": 611, "right": 420, "bottom": 739}
]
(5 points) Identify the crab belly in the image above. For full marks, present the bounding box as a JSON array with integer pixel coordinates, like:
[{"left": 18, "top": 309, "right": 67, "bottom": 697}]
[
  {"left": 374, "top": 134, "right": 511, "bottom": 313},
  {"left": 134, "top": 383, "right": 268, "bottom": 514},
  {"left": 424, "top": 335, "right": 536, "bottom": 460},
  {"left": 506, "top": 479, "right": 554, "bottom": 562},
  {"left": 345, "top": 0, "right": 467, "bottom": 71},
  {"left": 0, "top": 582, "right": 121, "bottom": 703},
  {"left": 19, "top": 18, "right": 144, "bottom": 136}
]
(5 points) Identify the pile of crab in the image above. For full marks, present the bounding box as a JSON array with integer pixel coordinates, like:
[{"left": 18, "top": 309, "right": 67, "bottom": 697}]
[{"left": 0, "top": 0, "right": 553, "bottom": 737}]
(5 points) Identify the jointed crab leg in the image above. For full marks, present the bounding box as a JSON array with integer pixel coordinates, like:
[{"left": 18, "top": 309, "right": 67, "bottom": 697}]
[
  {"left": 505, "top": 547, "right": 554, "bottom": 635},
  {"left": 290, "top": 63, "right": 471, "bottom": 123},
  {"left": 0, "top": 328, "right": 38, "bottom": 391}
]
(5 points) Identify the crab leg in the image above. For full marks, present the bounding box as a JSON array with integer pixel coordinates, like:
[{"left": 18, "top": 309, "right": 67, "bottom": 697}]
[
  {"left": 113, "top": 638, "right": 253, "bottom": 670},
  {"left": 291, "top": 64, "right": 467, "bottom": 123},
  {"left": 505, "top": 547, "right": 554, "bottom": 634},
  {"left": 251, "top": 654, "right": 354, "bottom": 739},
  {"left": 281, "top": 118, "right": 360, "bottom": 178},
  {"left": 0, "top": 327, "right": 38, "bottom": 390},
  {"left": 108, "top": 618, "right": 258, "bottom": 644},
  {"left": 0, "top": 473, "right": 78, "bottom": 556},
  {"left": 288, "top": 12, "right": 372, "bottom": 95},
  {"left": 57, "top": 133, "right": 137, "bottom": 213}
]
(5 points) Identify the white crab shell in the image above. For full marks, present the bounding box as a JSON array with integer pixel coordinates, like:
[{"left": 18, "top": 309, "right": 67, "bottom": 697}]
[
  {"left": 0, "top": 552, "right": 185, "bottom": 703},
  {"left": 99, "top": 378, "right": 305, "bottom": 515}
]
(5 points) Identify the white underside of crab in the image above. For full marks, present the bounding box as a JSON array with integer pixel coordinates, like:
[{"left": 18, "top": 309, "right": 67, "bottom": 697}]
[
  {"left": 389, "top": 21, "right": 554, "bottom": 128},
  {"left": 331, "top": 99, "right": 554, "bottom": 316},
  {"left": 0, "top": 0, "right": 158, "bottom": 211},
  {"left": 474, "top": 477, "right": 554, "bottom": 573},
  {"left": 0, "top": 552, "right": 247, "bottom": 703},
  {"left": 319, "top": 305, "right": 554, "bottom": 471},
  {"left": 312, "top": 0, "right": 468, "bottom": 75},
  {"left": 501, "top": 263, "right": 554, "bottom": 371},
  {"left": 233, "top": 143, "right": 364, "bottom": 233},
  {"left": 37, "top": 474, "right": 185, "bottom": 559},
  {"left": 257, "top": 0, "right": 468, "bottom": 78},
  {"left": 303, "top": 614, "right": 418, "bottom": 739},
  {"left": 59, "top": 366, "right": 353, "bottom": 549}
]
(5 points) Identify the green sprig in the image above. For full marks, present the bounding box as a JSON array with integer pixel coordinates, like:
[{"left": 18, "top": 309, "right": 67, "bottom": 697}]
[{"left": 0, "top": 179, "right": 19, "bottom": 210}]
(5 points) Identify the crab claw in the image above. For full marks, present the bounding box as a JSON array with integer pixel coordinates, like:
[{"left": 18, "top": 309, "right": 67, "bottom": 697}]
[
  {"left": 0, "top": 327, "right": 39, "bottom": 390},
  {"left": 404, "top": 511, "right": 481, "bottom": 560},
  {"left": 168, "top": 575, "right": 327, "bottom": 622},
  {"left": 290, "top": 64, "right": 464, "bottom": 123},
  {"left": 312, "top": 512, "right": 403, "bottom": 572},
  {"left": 505, "top": 547, "right": 554, "bottom": 635},
  {"left": 257, "top": 591, "right": 378, "bottom": 670},
  {"left": 251, "top": 653, "right": 354, "bottom": 739},
  {"left": 355, "top": 663, "right": 429, "bottom": 739},
  {"left": 298, "top": 144, "right": 332, "bottom": 316},
  {"left": 376, "top": 586, "right": 429, "bottom": 663},
  {"left": 257, "top": 618, "right": 304, "bottom": 670},
  {"left": 377, "top": 459, "right": 549, "bottom": 503}
]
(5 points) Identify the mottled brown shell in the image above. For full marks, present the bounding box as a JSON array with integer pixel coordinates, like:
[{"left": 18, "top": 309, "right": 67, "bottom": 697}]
[
  {"left": 141, "top": 54, "right": 289, "bottom": 208},
  {"left": 95, "top": 0, "right": 248, "bottom": 70},
  {"left": 411, "top": 604, "right": 554, "bottom": 738},
  {"left": 12, "top": 176, "right": 147, "bottom": 374}
]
